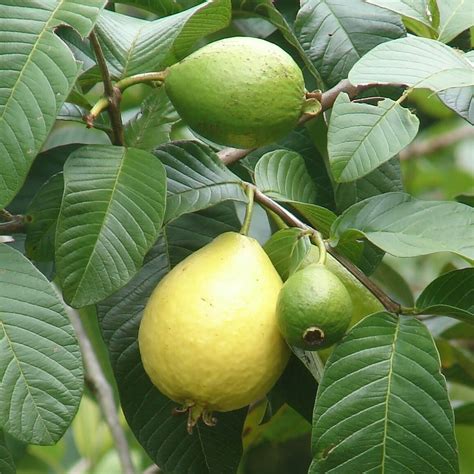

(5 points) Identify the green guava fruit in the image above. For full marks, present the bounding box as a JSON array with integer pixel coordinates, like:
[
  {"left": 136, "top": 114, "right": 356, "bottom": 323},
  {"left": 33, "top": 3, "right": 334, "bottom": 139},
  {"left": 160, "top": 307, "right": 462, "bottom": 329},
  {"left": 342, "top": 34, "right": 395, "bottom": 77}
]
[
  {"left": 164, "top": 36, "right": 306, "bottom": 149},
  {"left": 276, "top": 264, "right": 353, "bottom": 350}
]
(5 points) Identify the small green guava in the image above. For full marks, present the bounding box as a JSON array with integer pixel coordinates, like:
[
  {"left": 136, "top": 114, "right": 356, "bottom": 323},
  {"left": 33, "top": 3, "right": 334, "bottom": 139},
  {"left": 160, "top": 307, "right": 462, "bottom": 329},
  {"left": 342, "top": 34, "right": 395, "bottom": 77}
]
[
  {"left": 276, "top": 264, "right": 353, "bottom": 350},
  {"left": 165, "top": 37, "right": 306, "bottom": 149}
]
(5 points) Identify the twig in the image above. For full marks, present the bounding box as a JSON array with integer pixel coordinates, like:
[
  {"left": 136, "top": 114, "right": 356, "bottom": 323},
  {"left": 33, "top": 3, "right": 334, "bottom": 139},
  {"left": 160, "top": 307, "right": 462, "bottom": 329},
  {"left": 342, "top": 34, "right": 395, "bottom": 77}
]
[
  {"left": 68, "top": 310, "right": 137, "bottom": 474},
  {"left": 89, "top": 31, "right": 124, "bottom": 145},
  {"left": 400, "top": 125, "right": 474, "bottom": 160},
  {"left": 252, "top": 186, "right": 401, "bottom": 314},
  {"left": 219, "top": 79, "right": 383, "bottom": 165},
  {"left": 143, "top": 465, "right": 162, "bottom": 474},
  {"left": 0, "top": 214, "right": 25, "bottom": 234}
]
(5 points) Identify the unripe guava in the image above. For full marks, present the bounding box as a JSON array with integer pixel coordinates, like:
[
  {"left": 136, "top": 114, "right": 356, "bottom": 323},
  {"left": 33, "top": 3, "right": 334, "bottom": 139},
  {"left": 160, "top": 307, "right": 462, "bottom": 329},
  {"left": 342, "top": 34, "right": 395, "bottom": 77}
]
[{"left": 165, "top": 37, "right": 306, "bottom": 149}]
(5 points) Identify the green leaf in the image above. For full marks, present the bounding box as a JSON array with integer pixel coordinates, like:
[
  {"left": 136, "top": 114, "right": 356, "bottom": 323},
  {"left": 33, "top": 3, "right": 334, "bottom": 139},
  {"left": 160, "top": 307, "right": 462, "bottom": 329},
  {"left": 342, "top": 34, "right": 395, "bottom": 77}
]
[
  {"left": 25, "top": 173, "right": 64, "bottom": 261},
  {"left": 264, "top": 228, "right": 311, "bottom": 281},
  {"left": 0, "top": 0, "right": 105, "bottom": 208},
  {"left": 97, "top": 203, "right": 246, "bottom": 473},
  {"left": 455, "top": 193, "right": 474, "bottom": 206},
  {"left": 437, "top": 0, "right": 474, "bottom": 43},
  {"left": 124, "top": 88, "right": 179, "bottom": 151},
  {"left": 438, "top": 85, "right": 474, "bottom": 125},
  {"left": 55, "top": 145, "right": 167, "bottom": 308},
  {"left": 294, "top": 0, "right": 406, "bottom": 87},
  {"left": 454, "top": 402, "right": 474, "bottom": 425},
  {"left": 254, "top": 150, "right": 319, "bottom": 203},
  {"left": 0, "top": 431, "right": 15, "bottom": 474},
  {"left": 0, "top": 245, "right": 83, "bottom": 445},
  {"left": 331, "top": 192, "right": 474, "bottom": 259},
  {"left": 416, "top": 268, "right": 474, "bottom": 323},
  {"left": 154, "top": 141, "right": 246, "bottom": 223},
  {"left": 95, "top": 0, "right": 231, "bottom": 79},
  {"left": 349, "top": 36, "right": 474, "bottom": 91},
  {"left": 111, "top": 0, "right": 202, "bottom": 16},
  {"left": 311, "top": 312, "right": 458, "bottom": 473},
  {"left": 372, "top": 261, "right": 415, "bottom": 306},
  {"left": 335, "top": 157, "right": 403, "bottom": 212},
  {"left": 328, "top": 93, "right": 419, "bottom": 182}
]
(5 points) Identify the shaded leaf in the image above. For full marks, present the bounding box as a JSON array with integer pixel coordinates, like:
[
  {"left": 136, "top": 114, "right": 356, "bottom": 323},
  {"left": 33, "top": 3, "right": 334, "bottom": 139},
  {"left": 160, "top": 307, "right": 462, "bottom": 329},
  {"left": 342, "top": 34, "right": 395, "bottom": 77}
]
[
  {"left": 454, "top": 402, "right": 474, "bottom": 425},
  {"left": 349, "top": 36, "right": 474, "bottom": 91},
  {"left": 111, "top": 0, "right": 202, "bottom": 16},
  {"left": 124, "top": 88, "right": 179, "bottom": 151},
  {"left": 0, "top": 245, "right": 83, "bottom": 445},
  {"left": 0, "top": 0, "right": 105, "bottom": 208},
  {"left": 416, "top": 268, "right": 474, "bottom": 323},
  {"left": 97, "top": 203, "right": 246, "bottom": 473},
  {"left": 25, "top": 173, "right": 64, "bottom": 261},
  {"left": 331, "top": 192, "right": 474, "bottom": 259},
  {"left": 153, "top": 141, "right": 246, "bottom": 223},
  {"left": 311, "top": 312, "right": 458, "bottom": 473},
  {"left": 328, "top": 93, "right": 419, "bottom": 182},
  {"left": 56, "top": 145, "right": 166, "bottom": 308},
  {"left": 372, "top": 261, "right": 415, "bottom": 306},
  {"left": 0, "top": 431, "right": 15, "bottom": 474},
  {"left": 295, "top": 0, "right": 406, "bottom": 87}
]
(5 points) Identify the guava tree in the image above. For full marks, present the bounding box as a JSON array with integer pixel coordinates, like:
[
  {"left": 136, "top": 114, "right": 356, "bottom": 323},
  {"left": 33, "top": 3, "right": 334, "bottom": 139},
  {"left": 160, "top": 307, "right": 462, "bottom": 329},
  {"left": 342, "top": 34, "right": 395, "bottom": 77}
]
[{"left": 0, "top": 0, "right": 473, "bottom": 473}]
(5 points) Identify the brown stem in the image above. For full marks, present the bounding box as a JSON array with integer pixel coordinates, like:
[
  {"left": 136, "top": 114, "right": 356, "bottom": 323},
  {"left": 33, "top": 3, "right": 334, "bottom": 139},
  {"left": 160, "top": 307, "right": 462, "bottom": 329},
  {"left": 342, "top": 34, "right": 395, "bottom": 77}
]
[
  {"left": 89, "top": 31, "right": 124, "bottom": 145},
  {"left": 0, "top": 214, "right": 25, "bottom": 234},
  {"left": 252, "top": 186, "right": 401, "bottom": 314},
  {"left": 400, "top": 125, "right": 474, "bottom": 160},
  {"left": 219, "top": 79, "right": 385, "bottom": 165},
  {"left": 68, "top": 310, "right": 136, "bottom": 474}
]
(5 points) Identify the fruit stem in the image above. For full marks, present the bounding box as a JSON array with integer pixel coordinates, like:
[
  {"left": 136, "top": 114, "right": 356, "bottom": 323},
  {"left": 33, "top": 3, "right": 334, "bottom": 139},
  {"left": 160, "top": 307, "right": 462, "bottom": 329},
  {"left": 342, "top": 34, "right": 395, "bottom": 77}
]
[
  {"left": 240, "top": 184, "right": 255, "bottom": 236},
  {"left": 311, "top": 231, "right": 327, "bottom": 265}
]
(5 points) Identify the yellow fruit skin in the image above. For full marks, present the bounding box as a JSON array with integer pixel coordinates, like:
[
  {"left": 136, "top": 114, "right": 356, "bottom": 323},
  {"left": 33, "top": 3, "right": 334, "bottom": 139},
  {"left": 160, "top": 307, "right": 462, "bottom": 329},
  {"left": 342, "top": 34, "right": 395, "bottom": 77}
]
[{"left": 138, "top": 232, "right": 290, "bottom": 413}]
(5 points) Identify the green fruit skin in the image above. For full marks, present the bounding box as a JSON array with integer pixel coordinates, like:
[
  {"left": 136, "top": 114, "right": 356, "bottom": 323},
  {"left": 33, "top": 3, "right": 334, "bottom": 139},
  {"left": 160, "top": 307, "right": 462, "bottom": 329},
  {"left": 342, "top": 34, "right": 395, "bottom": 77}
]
[
  {"left": 276, "top": 264, "right": 353, "bottom": 350},
  {"left": 165, "top": 37, "right": 306, "bottom": 149}
]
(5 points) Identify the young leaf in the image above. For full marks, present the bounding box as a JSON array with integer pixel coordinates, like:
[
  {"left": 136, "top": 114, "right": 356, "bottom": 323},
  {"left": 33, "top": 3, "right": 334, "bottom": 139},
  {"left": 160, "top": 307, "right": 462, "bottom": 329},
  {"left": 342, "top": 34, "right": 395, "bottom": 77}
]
[
  {"left": 328, "top": 93, "right": 419, "bottom": 182},
  {"left": 330, "top": 192, "right": 474, "bottom": 259},
  {"left": 0, "top": 245, "right": 83, "bottom": 445},
  {"left": 295, "top": 0, "right": 406, "bottom": 87},
  {"left": 153, "top": 141, "right": 246, "bottom": 223},
  {"left": 311, "top": 312, "right": 458, "bottom": 473},
  {"left": 264, "top": 228, "right": 311, "bottom": 280},
  {"left": 0, "top": 431, "right": 15, "bottom": 474},
  {"left": 416, "top": 268, "right": 474, "bottom": 324},
  {"left": 95, "top": 0, "right": 231, "bottom": 78},
  {"left": 349, "top": 36, "right": 474, "bottom": 91},
  {"left": 0, "top": 0, "right": 104, "bottom": 208},
  {"left": 97, "top": 204, "right": 246, "bottom": 473},
  {"left": 437, "top": 0, "right": 474, "bottom": 43},
  {"left": 55, "top": 145, "right": 166, "bottom": 308},
  {"left": 25, "top": 173, "right": 64, "bottom": 261},
  {"left": 124, "top": 88, "right": 179, "bottom": 151}
]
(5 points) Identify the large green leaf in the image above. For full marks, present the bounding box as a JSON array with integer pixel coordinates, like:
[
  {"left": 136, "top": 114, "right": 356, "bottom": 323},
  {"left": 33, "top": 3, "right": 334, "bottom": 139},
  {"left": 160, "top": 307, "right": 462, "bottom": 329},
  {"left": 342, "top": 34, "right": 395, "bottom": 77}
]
[
  {"left": 0, "top": 0, "right": 105, "bottom": 208},
  {"left": 55, "top": 145, "right": 167, "bottom": 308},
  {"left": 111, "top": 0, "right": 202, "bottom": 16},
  {"left": 438, "top": 86, "right": 474, "bottom": 124},
  {"left": 416, "top": 268, "right": 474, "bottom": 323},
  {"left": 153, "top": 141, "right": 246, "bottom": 223},
  {"left": 437, "top": 0, "right": 474, "bottom": 43},
  {"left": 0, "top": 431, "right": 15, "bottom": 474},
  {"left": 124, "top": 88, "right": 179, "bottom": 151},
  {"left": 0, "top": 245, "right": 83, "bottom": 445},
  {"left": 331, "top": 192, "right": 474, "bottom": 259},
  {"left": 349, "top": 36, "right": 474, "bottom": 91},
  {"left": 295, "top": 0, "right": 405, "bottom": 87},
  {"left": 97, "top": 203, "right": 246, "bottom": 474},
  {"left": 328, "top": 93, "right": 419, "bottom": 182},
  {"left": 95, "top": 0, "right": 231, "bottom": 79},
  {"left": 25, "top": 173, "right": 64, "bottom": 261},
  {"left": 311, "top": 312, "right": 458, "bottom": 473}
]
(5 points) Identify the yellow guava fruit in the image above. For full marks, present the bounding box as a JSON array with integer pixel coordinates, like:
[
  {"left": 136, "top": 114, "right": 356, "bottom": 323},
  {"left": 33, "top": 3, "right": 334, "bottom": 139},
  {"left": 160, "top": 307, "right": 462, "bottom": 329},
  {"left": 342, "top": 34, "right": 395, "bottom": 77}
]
[
  {"left": 164, "top": 36, "right": 306, "bottom": 149},
  {"left": 138, "top": 232, "right": 290, "bottom": 432}
]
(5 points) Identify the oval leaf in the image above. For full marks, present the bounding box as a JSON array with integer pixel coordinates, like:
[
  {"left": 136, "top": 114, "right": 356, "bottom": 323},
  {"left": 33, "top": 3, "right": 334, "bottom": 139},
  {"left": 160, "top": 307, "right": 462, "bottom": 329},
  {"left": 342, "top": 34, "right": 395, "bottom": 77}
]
[
  {"left": 416, "top": 268, "right": 474, "bottom": 323},
  {"left": 55, "top": 145, "right": 166, "bottom": 308},
  {"left": 349, "top": 36, "right": 474, "bottom": 92},
  {"left": 0, "top": 0, "right": 104, "bottom": 208},
  {"left": 0, "top": 244, "right": 83, "bottom": 445},
  {"left": 330, "top": 192, "right": 474, "bottom": 259},
  {"left": 311, "top": 312, "right": 458, "bottom": 473},
  {"left": 328, "top": 93, "right": 419, "bottom": 182}
]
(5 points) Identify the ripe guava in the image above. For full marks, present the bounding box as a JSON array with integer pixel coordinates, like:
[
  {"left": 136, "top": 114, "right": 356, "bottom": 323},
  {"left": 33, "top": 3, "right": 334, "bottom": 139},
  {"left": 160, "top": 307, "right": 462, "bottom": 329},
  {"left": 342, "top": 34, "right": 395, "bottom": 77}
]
[
  {"left": 276, "top": 264, "right": 353, "bottom": 350},
  {"left": 138, "top": 232, "right": 290, "bottom": 432},
  {"left": 164, "top": 37, "right": 306, "bottom": 149}
]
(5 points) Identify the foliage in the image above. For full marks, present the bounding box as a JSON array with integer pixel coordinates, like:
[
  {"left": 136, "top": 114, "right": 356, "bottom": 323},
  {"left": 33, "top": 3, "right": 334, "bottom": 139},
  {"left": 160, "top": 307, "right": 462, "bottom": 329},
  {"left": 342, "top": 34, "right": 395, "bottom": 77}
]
[{"left": 0, "top": 0, "right": 473, "bottom": 473}]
